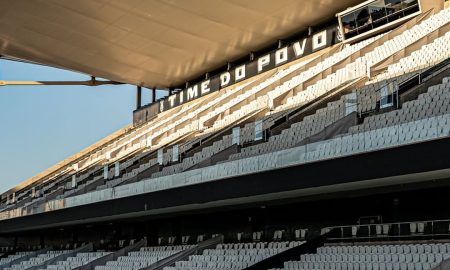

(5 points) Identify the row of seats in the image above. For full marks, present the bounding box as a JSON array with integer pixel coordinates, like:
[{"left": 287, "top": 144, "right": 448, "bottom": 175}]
[
  {"left": 94, "top": 245, "right": 192, "bottom": 270},
  {"left": 282, "top": 261, "right": 442, "bottom": 270},
  {"left": 277, "top": 243, "right": 450, "bottom": 270},
  {"left": 301, "top": 253, "right": 449, "bottom": 263},
  {"left": 0, "top": 252, "right": 34, "bottom": 267},
  {"left": 318, "top": 244, "right": 450, "bottom": 255},
  {"left": 5, "top": 250, "right": 71, "bottom": 270},
  {"left": 38, "top": 252, "right": 111, "bottom": 270},
  {"left": 376, "top": 32, "right": 450, "bottom": 82},
  {"left": 350, "top": 77, "right": 450, "bottom": 134},
  {"left": 164, "top": 242, "right": 303, "bottom": 270}
]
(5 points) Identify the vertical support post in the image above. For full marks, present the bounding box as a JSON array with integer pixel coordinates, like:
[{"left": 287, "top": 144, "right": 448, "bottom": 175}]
[
  {"left": 114, "top": 161, "right": 120, "bottom": 177},
  {"left": 152, "top": 88, "right": 156, "bottom": 103},
  {"left": 136, "top": 86, "right": 142, "bottom": 110},
  {"left": 103, "top": 165, "right": 109, "bottom": 180},
  {"left": 71, "top": 175, "right": 77, "bottom": 189},
  {"left": 169, "top": 88, "right": 173, "bottom": 95}
]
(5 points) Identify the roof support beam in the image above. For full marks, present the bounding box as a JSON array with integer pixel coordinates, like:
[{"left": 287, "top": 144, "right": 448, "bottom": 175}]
[
  {"left": 0, "top": 79, "right": 123, "bottom": 87},
  {"left": 136, "top": 86, "right": 142, "bottom": 110},
  {"left": 152, "top": 88, "right": 156, "bottom": 103}
]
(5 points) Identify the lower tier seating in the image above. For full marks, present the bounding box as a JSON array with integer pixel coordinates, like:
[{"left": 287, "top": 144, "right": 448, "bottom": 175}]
[
  {"left": 94, "top": 245, "right": 193, "bottom": 270},
  {"left": 5, "top": 250, "right": 71, "bottom": 270},
  {"left": 0, "top": 252, "right": 34, "bottom": 268},
  {"left": 164, "top": 241, "right": 304, "bottom": 270},
  {"left": 38, "top": 251, "right": 111, "bottom": 270},
  {"left": 277, "top": 243, "right": 450, "bottom": 270}
]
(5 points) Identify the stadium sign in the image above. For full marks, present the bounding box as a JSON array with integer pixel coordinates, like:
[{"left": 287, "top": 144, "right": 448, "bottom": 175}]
[{"left": 134, "top": 25, "right": 340, "bottom": 125}]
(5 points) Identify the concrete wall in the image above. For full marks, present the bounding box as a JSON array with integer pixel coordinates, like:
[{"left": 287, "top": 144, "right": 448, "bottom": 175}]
[{"left": 420, "top": 0, "right": 444, "bottom": 12}]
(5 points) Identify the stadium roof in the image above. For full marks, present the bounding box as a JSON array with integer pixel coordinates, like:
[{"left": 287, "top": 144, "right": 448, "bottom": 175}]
[{"left": 0, "top": 0, "right": 363, "bottom": 89}]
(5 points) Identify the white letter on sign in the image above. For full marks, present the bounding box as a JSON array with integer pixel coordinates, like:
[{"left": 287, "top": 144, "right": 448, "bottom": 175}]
[
  {"left": 235, "top": 65, "right": 246, "bottom": 81},
  {"left": 293, "top": 39, "right": 307, "bottom": 57},
  {"left": 201, "top": 80, "right": 210, "bottom": 95},
  {"left": 275, "top": 47, "right": 288, "bottom": 66},
  {"left": 220, "top": 72, "right": 231, "bottom": 87},
  {"left": 187, "top": 85, "right": 199, "bottom": 100},
  {"left": 312, "top": 30, "right": 327, "bottom": 50},
  {"left": 257, "top": 54, "right": 270, "bottom": 73}
]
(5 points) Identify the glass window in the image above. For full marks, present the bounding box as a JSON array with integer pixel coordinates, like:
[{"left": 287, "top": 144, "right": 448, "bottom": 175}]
[
  {"left": 345, "top": 93, "right": 357, "bottom": 116},
  {"left": 368, "top": 0, "right": 387, "bottom": 22},
  {"left": 385, "top": 0, "right": 403, "bottom": 21},
  {"left": 172, "top": 145, "right": 179, "bottom": 162},
  {"left": 340, "top": 0, "right": 420, "bottom": 40},
  {"left": 402, "top": 0, "right": 420, "bottom": 16},
  {"left": 355, "top": 7, "right": 371, "bottom": 28},
  {"left": 232, "top": 127, "right": 240, "bottom": 145},
  {"left": 355, "top": 7, "right": 373, "bottom": 33},
  {"left": 254, "top": 120, "right": 263, "bottom": 141},
  {"left": 157, "top": 148, "right": 163, "bottom": 165},
  {"left": 380, "top": 81, "right": 397, "bottom": 109},
  {"left": 342, "top": 13, "right": 357, "bottom": 34},
  {"left": 403, "top": 0, "right": 419, "bottom": 7},
  {"left": 385, "top": 0, "right": 403, "bottom": 14}
]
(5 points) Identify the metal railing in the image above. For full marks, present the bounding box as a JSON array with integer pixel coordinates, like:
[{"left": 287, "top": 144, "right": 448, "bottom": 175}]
[
  {"left": 323, "top": 219, "right": 450, "bottom": 242},
  {"left": 142, "top": 235, "right": 223, "bottom": 270}
]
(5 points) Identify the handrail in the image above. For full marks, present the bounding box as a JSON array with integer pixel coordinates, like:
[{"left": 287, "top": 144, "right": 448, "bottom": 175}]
[
  {"left": 243, "top": 229, "right": 338, "bottom": 270},
  {"left": 73, "top": 239, "right": 147, "bottom": 270},
  {"left": 142, "top": 235, "right": 224, "bottom": 270},
  {"left": 323, "top": 219, "right": 450, "bottom": 241},
  {"left": 431, "top": 257, "right": 450, "bottom": 270}
]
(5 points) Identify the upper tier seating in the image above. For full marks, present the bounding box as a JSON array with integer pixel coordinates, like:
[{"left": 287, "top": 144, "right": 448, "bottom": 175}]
[
  {"left": 375, "top": 32, "right": 450, "bottom": 82},
  {"left": 3, "top": 6, "right": 450, "bottom": 221},
  {"left": 277, "top": 8, "right": 450, "bottom": 113}
]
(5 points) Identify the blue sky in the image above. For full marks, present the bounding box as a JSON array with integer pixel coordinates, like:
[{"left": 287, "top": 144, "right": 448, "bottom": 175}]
[{"left": 0, "top": 60, "right": 162, "bottom": 193}]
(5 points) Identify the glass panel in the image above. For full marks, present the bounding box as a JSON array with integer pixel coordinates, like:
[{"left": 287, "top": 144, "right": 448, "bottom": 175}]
[
  {"left": 380, "top": 81, "right": 397, "bottom": 109},
  {"left": 402, "top": 0, "right": 420, "bottom": 16},
  {"left": 369, "top": 0, "right": 387, "bottom": 21},
  {"left": 355, "top": 7, "right": 371, "bottom": 28},
  {"left": 403, "top": 0, "right": 419, "bottom": 7},
  {"left": 342, "top": 13, "right": 357, "bottom": 34},
  {"left": 232, "top": 127, "right": 240, "bottom": 145},
  {"left": 385, "top": 0, "right": 403, "bottom": 13},
  {"left": 341, "top": 0, "right": 420, "bottom": 40},
  {"left": 385, "top": 0, "right": 404, "bottom": 21},
  {"left": 254, "top": 120, "right": 263, "bottom": 141},
  {"left": 172, "top": 145, "right": 179, "bottom": 162},
  {"left": 157, "top": 148, "right": 163, "bottom": 165}
]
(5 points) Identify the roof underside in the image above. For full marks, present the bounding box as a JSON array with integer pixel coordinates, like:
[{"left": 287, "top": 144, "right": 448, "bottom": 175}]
[{"left": 0, "top": 0, "right": 363, "bottom": 88}]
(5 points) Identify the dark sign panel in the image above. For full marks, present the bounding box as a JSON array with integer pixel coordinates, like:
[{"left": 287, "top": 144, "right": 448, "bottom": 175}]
[{"left": 134, "top": 24, "right": 340, "bottom": 126}]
